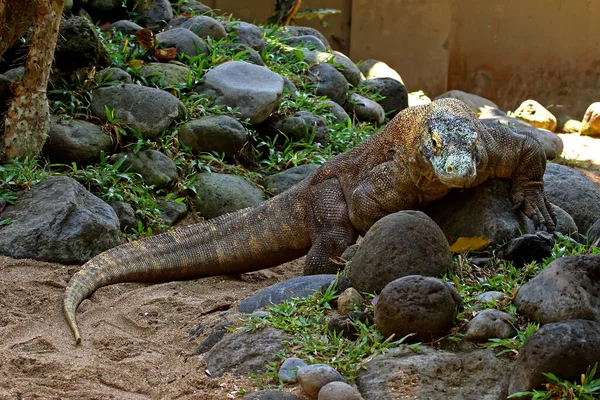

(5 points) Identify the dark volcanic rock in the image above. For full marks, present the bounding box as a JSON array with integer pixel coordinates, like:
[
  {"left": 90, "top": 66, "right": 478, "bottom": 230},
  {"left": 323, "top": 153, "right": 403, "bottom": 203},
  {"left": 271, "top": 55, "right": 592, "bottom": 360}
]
[
  {"left": 349, "top": 210, "right": 451, "bottom": 294},
  {"left": 0, "top": 176, "right": 120, "bottom": 264},
  {"left": 515, "top": 255, "right": 600, "bottom": 323},
  {"left": 374, "top": 275, "right": 462, "bottom": 342},
  {"left": 508, "top": 319, "right": 600, "bottom": 396}
]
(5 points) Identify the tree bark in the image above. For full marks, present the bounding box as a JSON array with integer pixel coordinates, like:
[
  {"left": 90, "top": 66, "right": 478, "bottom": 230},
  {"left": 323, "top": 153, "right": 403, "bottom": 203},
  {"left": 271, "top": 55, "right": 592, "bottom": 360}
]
[
  {"left": 0, "top": 1, "right": 36, "bottom": 59},
  {"left": 2, "top": 0, "right": 65, "bottom": 161}
]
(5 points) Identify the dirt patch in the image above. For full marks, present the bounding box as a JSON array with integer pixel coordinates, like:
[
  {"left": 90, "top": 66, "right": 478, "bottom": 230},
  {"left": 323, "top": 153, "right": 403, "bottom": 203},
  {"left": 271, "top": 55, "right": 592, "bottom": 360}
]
[{"left": 0, "top": 256, "right": 307, "bottom": 399}]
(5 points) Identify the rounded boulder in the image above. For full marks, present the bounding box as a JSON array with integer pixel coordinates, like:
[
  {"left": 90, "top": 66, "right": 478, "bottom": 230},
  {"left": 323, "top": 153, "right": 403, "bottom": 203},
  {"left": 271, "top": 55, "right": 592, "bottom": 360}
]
[
  {"left": 374, "top": 275, "right": 462, "bottom": 342},
  {"left": 178, "top": 115, "right": 247, "bottom": 158},
  {"left": 349, "top": 210, "right": 451, "bottom": 294}
]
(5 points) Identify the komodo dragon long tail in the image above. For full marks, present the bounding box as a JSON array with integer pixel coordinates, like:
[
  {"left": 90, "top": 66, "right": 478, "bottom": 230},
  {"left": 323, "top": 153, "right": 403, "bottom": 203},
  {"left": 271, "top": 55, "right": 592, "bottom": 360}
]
[{"left": 63, "top": 182, "right": 312, "bottom": 344}]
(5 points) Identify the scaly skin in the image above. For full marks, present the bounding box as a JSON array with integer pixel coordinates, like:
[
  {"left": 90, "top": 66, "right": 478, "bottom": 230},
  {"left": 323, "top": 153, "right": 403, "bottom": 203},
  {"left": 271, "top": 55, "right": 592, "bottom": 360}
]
[{"left": 63, "top": 98, "right": 555, "bottom": 343}]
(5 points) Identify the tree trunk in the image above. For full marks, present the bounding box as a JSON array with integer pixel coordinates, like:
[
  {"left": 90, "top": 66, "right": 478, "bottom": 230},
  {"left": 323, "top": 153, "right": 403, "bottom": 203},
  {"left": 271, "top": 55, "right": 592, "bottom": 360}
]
[
  {"left": 2, "top": 0, "right": 65, "bottom": 161},
  {"left": 0, "top": 1, "right": 36, "bottom": 59}
]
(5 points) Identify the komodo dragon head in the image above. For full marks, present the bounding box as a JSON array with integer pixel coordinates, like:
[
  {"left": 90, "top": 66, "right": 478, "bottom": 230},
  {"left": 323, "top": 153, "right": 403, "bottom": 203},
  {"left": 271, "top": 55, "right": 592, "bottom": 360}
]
[{"left": 419, "top": 98, "right": 484, "bottom": 188}]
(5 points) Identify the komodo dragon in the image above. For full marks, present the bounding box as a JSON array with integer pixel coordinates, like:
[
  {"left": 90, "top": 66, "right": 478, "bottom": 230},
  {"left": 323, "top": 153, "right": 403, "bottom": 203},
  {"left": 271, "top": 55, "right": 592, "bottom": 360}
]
[{"left": 63, "top": 98, "right": 556, "bottom": 344}]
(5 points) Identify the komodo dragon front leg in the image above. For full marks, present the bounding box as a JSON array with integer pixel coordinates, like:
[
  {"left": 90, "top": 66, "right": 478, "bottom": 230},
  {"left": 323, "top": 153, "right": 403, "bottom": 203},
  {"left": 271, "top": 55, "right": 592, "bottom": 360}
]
[
  {"left": 305, "top": 178, "right": 359, "bottom": 275},
  {"left": 473, "top": 123, "right": 556, "bottom": 230}
]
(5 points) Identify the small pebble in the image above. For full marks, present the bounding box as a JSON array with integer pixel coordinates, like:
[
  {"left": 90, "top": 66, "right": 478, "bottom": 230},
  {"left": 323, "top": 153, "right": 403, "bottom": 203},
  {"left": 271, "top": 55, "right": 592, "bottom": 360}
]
[
  {"left": 327, "top": 311, "right": 374, "bottom": 340},
  {"left": 318, "top": 381, "right": 363, "bottom": 400},
  {"left": 297, "top": 364, "right": 347, "bottom": 398},
  {"left": 252, "top": 310, "right": 270, "bottom": 318},
  {"left": 337, "top": 288, "right": 364, "bottom": 315},
  {"left": 464, "top": 309, "right": 517, "bottom": 342},
  {"left": 475, "top": 291, "right": 506, "bottom": 306},
  {"left": 278, "top": 357, "right": 308, "bottom": 383}
]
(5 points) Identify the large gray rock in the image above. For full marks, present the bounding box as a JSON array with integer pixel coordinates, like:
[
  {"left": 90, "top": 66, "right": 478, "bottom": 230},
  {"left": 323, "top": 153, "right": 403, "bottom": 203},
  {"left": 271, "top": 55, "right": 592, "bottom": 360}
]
[
  {"left": 515, "top": 255, "right": 600, "bottom": 323},
  {"left": 436, "top": 90, "right": 498, "bottom": 117},
  {"left": 191, "top": 172, "right": 265, "bottom": 218},
  {"left": 91, "top": 84, "right": 185, "bottom": 140},
  {"left": 179, "top": 16, "right": 227, "bottom": 40},
  {"left": 156, "top": 28, "right": 209, "bottom": 57},
  {"left": 2, "top": 67, "right": 24, "bottom": 82},
  {"left": 358, "top": 77, "right": 409, "bottom": 117},
  {"left": 142, "top": 0, "right": 173, "bottom": 29},
  {"left": 139, "top": 62, "right": 193, "bottom": 88},
  {"left": 318, "top": 382, "right": 362, "bottom": 400},
  {"left": 110, "top": 150, "right": 178, "bottom": 188},
  {"left": 282, "top": 35, "right": 327, "bottom": 52},
  {"left": 580, "top": 102, "right": 600, "bottom": 136},
  {"left": 513, "top": 99, "right": 557, "bottom": 132},
  {"left": 157, "top": 197, "right": 187, "bottom": 227},
  {"left": 464, "top": 309, "right": 517, "bottom": 342},
  {"left": 479, "top": 107, "right": 563, "bottom": 159},
  {"left": 178, "top": 115, "right": 247, "bottom": 158},
  {"left": 110, "top": 201, "right": 140, "bottom": 232},
  {"left": 263, "top": 164, "right": 319, "bottom": 195},
  {"left": 56, "top": 16, "right": 110, "bottom": 72},
  {"left": 302, "top": 50, "right": 362, "bottom": 87},
  {"left": 320, "top": 100, "right": 350, "bottom": 124},
  {"left": 204, "top": 327, "right": 289, "bottom": 377},
  {"left": 274, "top": 111, "right": 329, "bottom": 145},
  {"left": 307, "top": 63, "right": 349, "bottom": 106},
  {"left": 589, "top": 218, "right": 600, "bottom": 244},
  {"left": 197, "top": 61, "right": 284, "bottom": 124},
  {"left": 97, "top": 67, "right": 132, "bottom": 84},
  {"left": 343, "top": 93, "right": 385, "bottom": 126},
  {"left": 358, "top": 59, "right": 403, "bottom": 82},
  {"left": 543, "top": 162, "right": 600, "bottom": 234},
  {"left": 80, "top": 0, "right": 127, "bottom": 21},
  {"left": 508, "top": 319, "right": 600, "bottom": 396},
  {"left": 239, "top": 275, "right": 337, "bottom": 313},
  {"left": 44, "top": 117, "right": 113, "bottom": 164},
  {"left": 179, "top": 0, "right": 214, "bottom": 16},
  {"left": 103, "top": 20, "right": 143, "bottom": 34},
  {"left": 358, "top": 347, "right": 510, "bottom": 400},
  {"left": 297, "top": 364, "right": 347, "bottom": 398},
  {"left": 276, "top": 26, "right": 330, "bottom": 49},
  {"left": 224, "top": 21, "right": 266, "bottom": 51},
  {"left": 278, "top": 357, "right": 308, "bottom": 383},
  {"left": 424, "top": 179, "right": 535, "bottom": 246},
  {"left": 0, "top": 176, "right": 120, "bottom": 264},
  {"left": 374, "top": 275, "right": 462, "bottom": 342},
  {"left": 349, "top": 211, "right": 452, "bottom": 294}
]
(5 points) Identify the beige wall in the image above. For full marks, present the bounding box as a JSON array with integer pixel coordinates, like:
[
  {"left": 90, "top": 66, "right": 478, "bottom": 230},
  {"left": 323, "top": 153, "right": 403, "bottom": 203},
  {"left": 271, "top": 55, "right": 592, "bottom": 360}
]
[
  {"left": 349, "top": 0, "right": 451, "bottom": 96},
  {"left": 448, "top": 0, "right": 600, "bottom": 118},
  {"left": 213, "top": 0, "right": 600, "bottom": 117}
]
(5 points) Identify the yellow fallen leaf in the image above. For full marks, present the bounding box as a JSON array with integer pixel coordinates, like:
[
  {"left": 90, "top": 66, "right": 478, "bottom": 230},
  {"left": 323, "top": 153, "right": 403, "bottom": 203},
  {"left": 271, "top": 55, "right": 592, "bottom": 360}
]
[{"left": 450, "top": 236, "right": 491, "bottom": 253}]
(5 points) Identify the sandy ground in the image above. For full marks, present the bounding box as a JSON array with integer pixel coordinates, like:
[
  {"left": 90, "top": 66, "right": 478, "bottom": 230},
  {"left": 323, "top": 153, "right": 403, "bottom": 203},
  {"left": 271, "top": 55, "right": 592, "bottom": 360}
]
[
  {"left": 0, "top": 255, "right": 307, "bottom": 400},
  {"left": 0, "top": 132, "right": 599, "bottom": 400}
]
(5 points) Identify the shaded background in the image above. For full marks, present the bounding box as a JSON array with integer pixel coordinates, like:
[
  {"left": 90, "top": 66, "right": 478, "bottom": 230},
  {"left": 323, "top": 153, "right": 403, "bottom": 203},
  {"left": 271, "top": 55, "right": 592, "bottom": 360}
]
[{"left": 206, "top": 0, "right": 600, "bottom": 119}]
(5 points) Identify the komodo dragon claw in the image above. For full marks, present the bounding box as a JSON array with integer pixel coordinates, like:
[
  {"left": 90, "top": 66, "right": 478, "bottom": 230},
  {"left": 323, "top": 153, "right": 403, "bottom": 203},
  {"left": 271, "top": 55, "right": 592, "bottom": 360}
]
[{"left": 511, "top": 182, "right": 556, "bottom": 232}]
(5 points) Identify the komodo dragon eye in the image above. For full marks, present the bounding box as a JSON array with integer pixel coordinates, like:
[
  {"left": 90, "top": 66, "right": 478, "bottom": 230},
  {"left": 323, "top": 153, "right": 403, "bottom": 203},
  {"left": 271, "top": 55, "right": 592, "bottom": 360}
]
[{"left": 431, "top": 132, "right": 442, "bottom": 148}]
